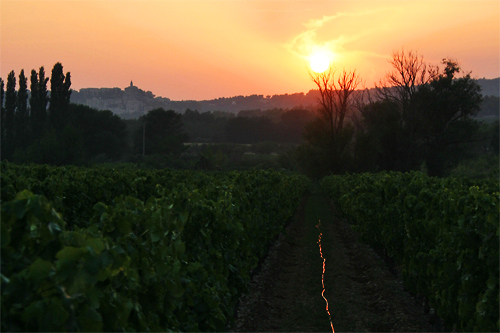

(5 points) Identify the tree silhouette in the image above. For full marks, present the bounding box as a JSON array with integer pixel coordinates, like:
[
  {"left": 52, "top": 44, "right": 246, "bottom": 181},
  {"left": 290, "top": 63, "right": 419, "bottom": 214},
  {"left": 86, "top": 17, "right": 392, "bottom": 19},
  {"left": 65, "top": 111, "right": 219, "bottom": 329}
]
[
  {"left": 15, "top": 69, "right": 29, "bottom": 151},
  {"left": 371, "top": 49, "right": 439, "bottom": 171},
  {"left": 299, "top": 67, "right": 361, "bottom": 176},
  {"left": 414, "top": 59, "right": 482, "bottom": 175},
  {"left": 68, "top": 104, "right": 128, "bottom": 160},
  {"left": 0, "top": 78, "right": 4, "bottom": 156},
  {"left": 360, "top": 52, "right": 483, "bottom": 175},
  {"left": 311, "top": 68, "right": 361, "bottom": 138},
  {"left": 49, "top": 63, "right": 71, "bottom": 134},
  {"left": 30, "top": 67, "right": 49, "bottom": 141},
  {"left": 135, "top": 108, "right": 187, "bottom": 156},
  {"left": 376, "top": 49, "right": 438, "bottom": 111},
  {"left": 3, "top": 71, "right": 17, "bottom": 159}
]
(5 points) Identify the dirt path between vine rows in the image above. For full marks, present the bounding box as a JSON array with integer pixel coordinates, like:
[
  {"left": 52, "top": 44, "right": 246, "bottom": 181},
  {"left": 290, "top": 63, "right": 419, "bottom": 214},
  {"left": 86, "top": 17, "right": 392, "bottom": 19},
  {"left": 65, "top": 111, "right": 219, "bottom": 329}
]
[{"left": 230, "top": 192, "right": 441, "bottom": 332}]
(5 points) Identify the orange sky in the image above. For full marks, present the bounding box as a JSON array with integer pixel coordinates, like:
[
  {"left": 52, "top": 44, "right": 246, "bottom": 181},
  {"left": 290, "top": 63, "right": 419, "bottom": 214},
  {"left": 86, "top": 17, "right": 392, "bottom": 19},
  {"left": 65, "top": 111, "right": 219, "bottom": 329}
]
[{"left": 1, "top": 0, "right": 499, "bottom": 100}]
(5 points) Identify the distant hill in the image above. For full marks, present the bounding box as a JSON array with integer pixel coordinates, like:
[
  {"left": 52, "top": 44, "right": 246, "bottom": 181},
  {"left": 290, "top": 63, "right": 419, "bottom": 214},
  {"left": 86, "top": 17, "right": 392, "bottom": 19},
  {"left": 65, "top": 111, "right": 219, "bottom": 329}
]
[
  {"left": 476, "top": 78, "right": 499, "bottom": 97},
  {"left": 70, "top": 78, "right": 499, "bottom": 118},
  {"left": 71, "top": 82, "right": 321, "bottom": 117}
]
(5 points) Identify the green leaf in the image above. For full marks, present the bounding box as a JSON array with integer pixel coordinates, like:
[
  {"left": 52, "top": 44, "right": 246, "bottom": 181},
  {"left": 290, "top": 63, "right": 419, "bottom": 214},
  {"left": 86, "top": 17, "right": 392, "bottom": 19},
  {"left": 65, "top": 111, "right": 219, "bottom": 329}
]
[
  {"left": 150, "top": 226, "right": 162, "bottom": 243},
  {"left": 179, "top": 212, "right": 189, "bottom": 224},
  {"left": 27, "top": 258, "right": 53, "bottom": 286},
  {"left": 10, "top": 198, "right": 28, "bottom": 219},
  {"left": 86, "top": 286, "right": 103, "bottom": 309},
  {"left": 56, "top": 246, "right": 87, "bottom": 261},
  {"left": 173, "top": 239, "right": 185, "bottom": 256},
  {"left": 86, "top": 238, "right": 106, "bottom": 254},
  {"left": 15, "top": 189, "right": 34, "bottom": 200}
]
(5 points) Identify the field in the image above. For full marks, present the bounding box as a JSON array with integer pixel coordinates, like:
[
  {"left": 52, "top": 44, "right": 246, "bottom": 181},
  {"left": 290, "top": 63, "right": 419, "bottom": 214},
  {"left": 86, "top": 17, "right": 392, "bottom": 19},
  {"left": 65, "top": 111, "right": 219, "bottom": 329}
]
[
  {"left": 1, "top": 163, "right": 308, "bottom": 331},
  {"left": 1, "top": 163, "right": 498, "bottom": 331}
]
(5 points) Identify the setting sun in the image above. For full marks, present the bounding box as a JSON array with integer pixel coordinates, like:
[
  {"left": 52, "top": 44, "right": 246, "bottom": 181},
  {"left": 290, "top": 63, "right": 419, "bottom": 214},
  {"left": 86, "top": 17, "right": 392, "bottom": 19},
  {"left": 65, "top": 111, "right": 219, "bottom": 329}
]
[
  {"left": 0, "top": 1, "right": 498, "bottom": 100},
  {"left": 309, "top": 50, "right": 332, "bottom": 73}
]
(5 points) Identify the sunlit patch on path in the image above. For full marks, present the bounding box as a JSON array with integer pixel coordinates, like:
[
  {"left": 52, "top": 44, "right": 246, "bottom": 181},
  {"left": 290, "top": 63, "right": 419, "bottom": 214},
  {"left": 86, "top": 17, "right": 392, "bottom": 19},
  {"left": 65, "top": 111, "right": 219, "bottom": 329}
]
[{"left": 316, "top": 219, "right": 335, "bottom": 333}]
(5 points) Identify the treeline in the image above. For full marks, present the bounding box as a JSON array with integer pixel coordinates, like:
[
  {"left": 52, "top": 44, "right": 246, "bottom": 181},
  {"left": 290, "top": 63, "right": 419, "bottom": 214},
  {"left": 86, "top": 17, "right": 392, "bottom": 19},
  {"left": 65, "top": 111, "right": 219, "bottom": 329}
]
[
  {"left": 2, "top": 53, "right": 498, "bottom": 177},
  {"left": 1, "top": 63, "right": 128, "bottom": 165},
  {"left": 478, "top": 95, "right": 500, "bottom": 117},
  {"left": 0, "top": 63, "right": 315, "bottom": 166},
  {"left": 181, "top": 108, "right": 315, "bottom": 144},
  {"left": 297, "top": 51, "right": 499, "bottom": 178}
]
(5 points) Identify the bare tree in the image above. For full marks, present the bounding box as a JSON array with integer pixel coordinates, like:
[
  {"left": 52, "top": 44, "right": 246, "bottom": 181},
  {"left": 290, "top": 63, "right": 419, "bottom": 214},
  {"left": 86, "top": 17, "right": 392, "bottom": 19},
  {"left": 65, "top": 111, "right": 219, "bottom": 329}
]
[
  {"left": 300, "top": 67, "right": 362, "bottom": 176},
  {"left": 310, "top": 67, "right": 361, "bottom": 138},
  {"left": 376, "top": 49, "right": 438, "bottom": 116}
]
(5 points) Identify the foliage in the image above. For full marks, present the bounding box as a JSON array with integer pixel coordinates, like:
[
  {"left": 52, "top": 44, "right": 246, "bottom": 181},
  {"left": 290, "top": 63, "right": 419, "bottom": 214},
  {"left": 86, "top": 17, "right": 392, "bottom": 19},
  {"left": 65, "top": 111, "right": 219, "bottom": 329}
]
[
  {"left": 134, "top": 108, "right": 188, "bottom": 156},
  {"left": 0, "top": 64, "right": 132, "bottom": 165},
  {"left": 359, "top": 55, "right": 484, "bottom": 176},
  {"left": 49, "top": 62, "right": 72, "bottom": 135},
  {"left": 68, "top": 104, "right": 128, "bottom": 160},
  {"left": 298, "top": 68, "right": 360, "bottom": 177},
  {"left": 1, "top": 163, "right": 309, "bottom": 331},
  {"left": 321, "top": 172, "right": 499, "bottom": 331},
  {"left": 180, "top": 108, "right": 315, "bottom": 145},
  {"left": 0, "top": 78, "right": 4, "bottom": 154},
  {"left": 29, "top": 67, "right": 49, "bottom": 141},
  {"left": 449, "top": 155, "right": 499, "bottom": 179},
  {"left": 15, "top": 70, "right": 30, "bottom": 152},
  {"left": 478, "top": 95, "right": 500, "bottom": 118},
  {"left": 490, "top": 120, "right": 499, "bottom": 154},
  {"left": 3, "top": 71, "right": 17, "bottom": 160}
]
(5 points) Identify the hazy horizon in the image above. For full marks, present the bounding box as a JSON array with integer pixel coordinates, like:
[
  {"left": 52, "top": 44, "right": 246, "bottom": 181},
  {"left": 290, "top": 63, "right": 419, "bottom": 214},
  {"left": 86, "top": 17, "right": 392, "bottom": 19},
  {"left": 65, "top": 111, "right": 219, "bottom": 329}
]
[{"left": 2, "top": 0, "right": 499, "bottom": 100}]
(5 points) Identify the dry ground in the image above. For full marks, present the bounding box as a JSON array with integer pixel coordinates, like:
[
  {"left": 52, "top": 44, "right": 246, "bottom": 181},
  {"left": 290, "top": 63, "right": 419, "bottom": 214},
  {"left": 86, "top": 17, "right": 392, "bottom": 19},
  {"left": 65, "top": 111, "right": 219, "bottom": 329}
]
[{"left": 230, "top": 193, "right": 441, "bottom": 332}]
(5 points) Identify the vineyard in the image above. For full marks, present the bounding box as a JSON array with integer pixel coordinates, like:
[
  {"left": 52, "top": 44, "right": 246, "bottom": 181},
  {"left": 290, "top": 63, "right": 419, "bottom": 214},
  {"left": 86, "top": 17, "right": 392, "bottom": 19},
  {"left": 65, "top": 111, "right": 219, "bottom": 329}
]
[
  {"left": 1, "top": 163, "right": 309, "bottom": 331},
  {"left": 1, "top": 163, "right": 499, "bottom": 332},
  {"left": 321, "top": 171, "right": 499, "bottom": 332}
]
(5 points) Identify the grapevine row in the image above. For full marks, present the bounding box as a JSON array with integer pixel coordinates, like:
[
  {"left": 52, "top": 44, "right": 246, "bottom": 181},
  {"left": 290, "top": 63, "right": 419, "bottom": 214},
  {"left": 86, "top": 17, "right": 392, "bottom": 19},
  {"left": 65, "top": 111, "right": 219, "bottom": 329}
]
[
  {"left": 321, "top": 171, "right": 499, "bottom": 332},
  {"left": 1, "top": 163, "right": 309, "bottom": 331}
]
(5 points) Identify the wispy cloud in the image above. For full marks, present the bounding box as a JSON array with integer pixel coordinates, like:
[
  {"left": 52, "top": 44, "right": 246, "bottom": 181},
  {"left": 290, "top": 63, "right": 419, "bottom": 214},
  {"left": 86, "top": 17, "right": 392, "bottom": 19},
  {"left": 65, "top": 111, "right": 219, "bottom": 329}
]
[
  {"left": 285, "top": 7, "right": 396, "bottom": 62},
  {"left": 303, "top": 8, "right": 394, "bottom": 29}
]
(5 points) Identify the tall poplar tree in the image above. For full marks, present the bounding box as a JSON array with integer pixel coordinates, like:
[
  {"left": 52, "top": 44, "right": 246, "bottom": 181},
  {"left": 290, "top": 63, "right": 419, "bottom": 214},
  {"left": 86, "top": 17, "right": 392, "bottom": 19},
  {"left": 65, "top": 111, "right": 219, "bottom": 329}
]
[
  {"left": 1, "top": 78, "right": 5, "bottom": 152},
  {"left": 49, "top": 62, "right": 71, "bottom": 134},
  {"left": 16, "top": 69, "right": 29, "bottom": 150},
  {"left": 30, "top": 67, "right": 49, "bottom": 140},
  {"left": 3, "top": 71, "right": 17, "bottom": 159}
]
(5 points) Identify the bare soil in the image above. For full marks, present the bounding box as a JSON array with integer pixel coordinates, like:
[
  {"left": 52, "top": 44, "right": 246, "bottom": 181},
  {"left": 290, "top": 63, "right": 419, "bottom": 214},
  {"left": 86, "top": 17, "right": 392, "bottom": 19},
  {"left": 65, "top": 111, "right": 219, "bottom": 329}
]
[{"left": 230, "top": 193, "right": 441, "bottom": 332}]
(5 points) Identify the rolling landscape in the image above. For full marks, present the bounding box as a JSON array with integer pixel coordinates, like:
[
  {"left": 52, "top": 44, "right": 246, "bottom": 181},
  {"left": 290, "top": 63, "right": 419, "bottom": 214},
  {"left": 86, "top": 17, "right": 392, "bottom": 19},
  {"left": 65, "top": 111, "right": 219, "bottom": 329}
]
[
  {"left": 1, "top": 1, "right": 499, "bottom": 332},
  {"left": 69, "top": 77, "right": 499, "bottom": 118}
]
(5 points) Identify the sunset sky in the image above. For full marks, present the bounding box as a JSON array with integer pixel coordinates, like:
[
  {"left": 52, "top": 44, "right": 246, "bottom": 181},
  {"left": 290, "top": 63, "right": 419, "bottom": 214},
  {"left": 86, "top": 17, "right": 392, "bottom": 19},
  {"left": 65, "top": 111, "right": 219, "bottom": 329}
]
[{"left": 1, "top": 0, "right": 499, "bottom": 101}]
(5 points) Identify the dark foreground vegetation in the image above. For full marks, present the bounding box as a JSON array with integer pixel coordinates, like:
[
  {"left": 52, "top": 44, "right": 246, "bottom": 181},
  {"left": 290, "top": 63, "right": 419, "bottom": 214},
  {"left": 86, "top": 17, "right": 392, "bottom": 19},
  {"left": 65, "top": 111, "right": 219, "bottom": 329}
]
[
  {"left": 1, "top": 163, "right": 309, "bottom": 331},
  {"left": 322, "top": 171, "right": 499, "bottom": 331},
  {"left": 2, "top": 163, "right": 498, "bottom": 331}
]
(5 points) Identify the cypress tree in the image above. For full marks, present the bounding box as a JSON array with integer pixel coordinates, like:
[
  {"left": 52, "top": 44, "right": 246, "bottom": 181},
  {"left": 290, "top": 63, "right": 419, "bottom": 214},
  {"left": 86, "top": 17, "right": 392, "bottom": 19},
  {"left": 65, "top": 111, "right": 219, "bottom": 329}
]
[
  {"left": 1, "top": 78, "right": 4, "bottom": 151},
  {"left": 30, "top": 69, "right": 39, "bottom": 139},
  {"left": 39, "top": 67, "right": 49, "bottom": 130},
  {"left": 49, "top": 63, "right": 71, "bottom": 134},
  {"left": 15, "top": 69, "right": 29, "bottom": 150},
  {"left": 3, "top": 71, "right": 16, "bottom": 160},
  {"left": 30, "top": 67, "right": 49, "bottom": 140}
]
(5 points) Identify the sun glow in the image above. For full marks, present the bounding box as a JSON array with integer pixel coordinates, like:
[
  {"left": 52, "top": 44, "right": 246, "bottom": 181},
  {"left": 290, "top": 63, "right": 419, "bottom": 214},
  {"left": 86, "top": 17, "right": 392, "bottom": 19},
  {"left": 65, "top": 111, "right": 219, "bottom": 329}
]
[{"left": 309, "top": 50, "right": 333, "bottom": 73}]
